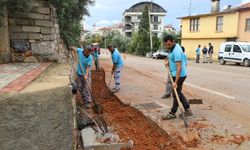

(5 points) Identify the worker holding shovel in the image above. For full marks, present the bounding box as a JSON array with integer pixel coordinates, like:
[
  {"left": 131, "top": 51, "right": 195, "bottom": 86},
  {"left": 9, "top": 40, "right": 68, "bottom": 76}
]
[
  {"left": 71, "top": 46, "right": 93, "bottom": 108},
  {"left": 161, "top": 46, "right": 187, "bottom": 99},
  {"left": 161, "top": 35, "right": 193, "bottom": 120},
  {"left": 93, "top": 48, "right": 100, "bottom": 71},
  {"left": 107, "top": 45, "right": 124, "bottom": 93}
]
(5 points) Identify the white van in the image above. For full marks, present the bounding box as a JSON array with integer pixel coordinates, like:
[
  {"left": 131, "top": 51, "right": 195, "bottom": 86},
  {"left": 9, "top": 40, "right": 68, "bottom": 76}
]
[{"left": 218, "top": 42, "right": 250, "bottom": 67}]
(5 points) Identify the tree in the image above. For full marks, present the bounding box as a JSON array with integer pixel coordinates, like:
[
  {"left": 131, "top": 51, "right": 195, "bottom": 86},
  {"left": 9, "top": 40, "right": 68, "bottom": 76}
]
[
  {"left": 111, "top": 32, "right": 130, "bottom": 53},
  {"left": 49, "top": 0, "right": 94, "bottom": 47},
  {"left": 136, "top": 5, "right": 150, "bottom": 56},
  {"left": 0, "top": 0, "right": 32, "bottom": 17},
  {"left": 128, "top": 32, "right": 139, "bottom": 54},
  {"left": 152, "top": 35, "right": 161, "bottom": 51}
]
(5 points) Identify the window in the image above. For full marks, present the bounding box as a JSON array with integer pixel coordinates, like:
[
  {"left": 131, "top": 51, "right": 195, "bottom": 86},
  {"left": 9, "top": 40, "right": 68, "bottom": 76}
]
[
  {"left": 190, "top": 18, "right": 200, "bottom": 31},
  {"left": 216, "top": 16, "right": 223, "bottom": 32},
  {"left": 153, "top": 16, "right": 159, "bottom": 22},
  {"left": 241, "top": 44, "right": 250, "bottom": 52},
  {"left": 233, "top": 45, "right": 242, "bottom": 53},
  {"left": 154, "top": 25, "right": 158, "bottom": 30},
  {"left": 246, "top": 18, "right": 250, "bottom": 31},
  {"left": 225, "top": 45, "right": 232, "bottom": 52}
]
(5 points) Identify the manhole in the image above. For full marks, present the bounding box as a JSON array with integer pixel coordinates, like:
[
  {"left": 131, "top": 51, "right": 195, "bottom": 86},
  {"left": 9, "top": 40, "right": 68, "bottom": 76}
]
[{"left": 133, "top": 102, "right": 162, "bottom": 110}]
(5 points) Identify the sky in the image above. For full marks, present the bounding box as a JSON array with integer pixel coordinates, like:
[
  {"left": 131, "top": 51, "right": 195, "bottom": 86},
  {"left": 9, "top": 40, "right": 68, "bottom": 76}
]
[{"left": 84, "top": 0, "right": 248, "bottom": 31}]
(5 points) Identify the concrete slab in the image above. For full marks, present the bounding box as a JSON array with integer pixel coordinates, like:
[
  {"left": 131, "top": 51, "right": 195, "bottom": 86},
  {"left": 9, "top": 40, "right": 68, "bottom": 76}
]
[{"left": 81, "top": 127, "right": 133, "bottom": 150}]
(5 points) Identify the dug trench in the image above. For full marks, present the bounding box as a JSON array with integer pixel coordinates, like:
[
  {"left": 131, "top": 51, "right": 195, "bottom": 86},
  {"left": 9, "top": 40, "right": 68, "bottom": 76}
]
[{"left": 76, "top": 69, "right": 188, "bottom": 150}]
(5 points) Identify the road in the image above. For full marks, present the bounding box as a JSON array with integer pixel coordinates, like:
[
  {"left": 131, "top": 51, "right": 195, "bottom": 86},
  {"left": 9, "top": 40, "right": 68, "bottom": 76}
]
[{"left": 100, "top": 51, "right": 250, "bottom": 149}]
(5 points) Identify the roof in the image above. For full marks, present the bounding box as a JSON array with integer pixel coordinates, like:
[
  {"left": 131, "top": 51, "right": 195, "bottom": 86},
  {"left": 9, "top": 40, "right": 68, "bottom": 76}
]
[
  {"left": 233, "top": 2, "right": 250, "bottom": 11},
  {"left": 111, "top": 23, "right": 123, "bottom": 28},
  {"left": 98, "top": 27, "right": 111, "bottom": 31},
  {"left": 124, "top": 1, "right": 166, "bottom": 13},
  {"left": 178, "top": 2, "right": 250, "bottom": 19},
  {"left": 164, "top": 24, "right": 174, "bottom": 28},
  {"left": 178, "top": 10, "right": 236, "bottom": 19}
]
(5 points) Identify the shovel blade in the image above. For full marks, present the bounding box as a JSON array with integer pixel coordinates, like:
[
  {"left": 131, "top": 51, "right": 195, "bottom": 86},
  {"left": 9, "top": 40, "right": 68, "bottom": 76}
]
[
  {"left": 180, "top": 128, "right": 200, "bottom": 143},
  {"left": 189, "top": 99, "right": 203, "bottom": 104},
  {"left": 93, "top": 105, "right": 104, "bottom": 114}
]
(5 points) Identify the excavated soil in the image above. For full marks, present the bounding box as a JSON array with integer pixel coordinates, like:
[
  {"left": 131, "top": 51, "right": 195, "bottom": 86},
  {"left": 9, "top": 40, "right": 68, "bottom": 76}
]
[{"left": 76, "top": 69, "right": 184, "bottom": 150}]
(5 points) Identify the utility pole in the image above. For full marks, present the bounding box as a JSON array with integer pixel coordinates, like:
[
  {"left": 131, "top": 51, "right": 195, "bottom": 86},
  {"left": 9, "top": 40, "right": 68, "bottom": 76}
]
[
  {"left": 188, "top": 0, "right": 192, "bottom": 16},
  {"left": 148, "top": 0, "right": 153, "bottom": 53}
]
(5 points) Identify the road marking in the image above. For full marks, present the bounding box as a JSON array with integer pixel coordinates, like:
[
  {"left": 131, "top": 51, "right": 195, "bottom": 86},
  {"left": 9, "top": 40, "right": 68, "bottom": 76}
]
[
  {"left": 124, "top": 62, "right": 237, "bottom": 100},
  {"left": 185, "top": 82, "right": 236, "bottom": 99}
]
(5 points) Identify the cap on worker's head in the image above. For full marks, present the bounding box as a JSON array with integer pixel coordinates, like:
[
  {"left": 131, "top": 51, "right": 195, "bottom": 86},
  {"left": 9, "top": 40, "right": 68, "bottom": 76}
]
[
  {"left": 163, "top": 35, "right": 174, "bottom": 42},
  {"left": 85, "top": 45, "right": 92, "bottom": 51},
  {"left": 107, "top": 44, "right": 113, "bottom": 49}
]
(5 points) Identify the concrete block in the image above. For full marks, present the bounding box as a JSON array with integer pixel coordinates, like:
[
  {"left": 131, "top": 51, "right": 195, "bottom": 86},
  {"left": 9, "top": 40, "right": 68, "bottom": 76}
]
[
  {"left": 31, "top": 41, "right": 55, "bottom": 56},
  {"left": 43, "top": 35, "right": 52, "bottom": 41},
  {"left": 10, "top": 33, "right": 28, "bottom": 40},
  {"left": 9, "top": 26, "right": 22, "bottom": 33},
  {"left": 24, "top": 56, "right": 38, "bottom": 63},
  {"left": 41, "top": 1, "right": 50, "bottom": 7},
  {"left": 52, "top": 34, "right": 57, "bottom": 39},
  {"left": 41, "top": 27, "right": 52, "bottom": 34},
  {"left": 55, "top": 23, "right": 59, "bottom": 28},
  {"left": 81, "top": 128, "right": 133, "bottom": 150},
  {"left": 35, "top": 20, "right": 53, "bottom": 27},
  {"left": 31, "top": 2, "right": 40, "bottom": 7},
  {"left": 16, "top": 19, "right": 34, "bottom": 26},
  {"left": 28, "top": 33, "right": 42, "bottom": 40},
  {"left": 30, "top": 7, "right": 38, "bottom": 13},
  {"left": 27, "top": 13, "right": 51, "bottom": 20},
  {"left": 8, "top": 18, "right": 16, "bottom": 25},
  {"left": 29, "top": 40, "right": 36, "bottom": 43},
  {"left": 22, "top": 26, "right": 40, "bottom": 33},
  {"left": 51, "top": 28, "right": 55, "bottom": 34},
  {"left": 38, "top": 7, "right": 50, "bottom": 14}
]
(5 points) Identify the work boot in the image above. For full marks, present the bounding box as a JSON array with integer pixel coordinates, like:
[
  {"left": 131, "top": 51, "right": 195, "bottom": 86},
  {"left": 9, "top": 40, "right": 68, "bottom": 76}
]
[
  {"left": 179, "top": 109, "right": 193, "bottom": 118},
  {"left": 161, "top": 112, "right": 176, "bottom": 120},
  {"left": 85, "top": 102, "right": 91, "bottom": 109},
  {"left": 161, "top": 93, "right": 171, "bottom": 99},
  {"left": 111, "top": 88, "right": 120, "bottom": 93}
]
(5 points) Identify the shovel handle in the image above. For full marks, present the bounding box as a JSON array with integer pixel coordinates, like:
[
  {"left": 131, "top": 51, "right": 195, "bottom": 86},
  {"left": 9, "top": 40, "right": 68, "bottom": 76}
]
[
  {"left": 73, "top": 51, "right": 98, "bottom": 106},
  {"left": 183, "top": 84, "right": 196, "bottom": 98},
  {"left": 107, "top": 72, "right": 113, "bottom": 88},
  {"left": 168, "top": 68, "right": 189, "bottom": 127}
]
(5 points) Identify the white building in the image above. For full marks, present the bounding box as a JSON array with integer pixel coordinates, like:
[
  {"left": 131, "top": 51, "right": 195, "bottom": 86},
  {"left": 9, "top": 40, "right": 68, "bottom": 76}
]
[
  {"left": 110, "top": 23, "right": 123, "bottom": 34},
  {"left": 122, "top": 1, "right": 167, "bottom": 38}
]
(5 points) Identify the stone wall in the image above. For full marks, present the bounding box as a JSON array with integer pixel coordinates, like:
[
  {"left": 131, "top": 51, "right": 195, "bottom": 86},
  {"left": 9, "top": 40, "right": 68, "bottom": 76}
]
[
  {"left": 7, "top": 0, "right": 68, "bottom": 63},
  {"left": 0, "top": 6, "right": 11, "bottom": 63}
]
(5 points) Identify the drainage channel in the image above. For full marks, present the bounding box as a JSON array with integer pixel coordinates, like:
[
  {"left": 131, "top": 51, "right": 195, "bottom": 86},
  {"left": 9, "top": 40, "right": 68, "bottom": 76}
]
[{"left": 70, "top": 69, "right": 184, "bottom": 150}]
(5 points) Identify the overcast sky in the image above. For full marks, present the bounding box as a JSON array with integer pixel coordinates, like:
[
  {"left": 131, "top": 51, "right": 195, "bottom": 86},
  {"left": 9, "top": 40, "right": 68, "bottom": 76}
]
[{"left": 84, "top": 0, "right": 248, "bottom": 30}]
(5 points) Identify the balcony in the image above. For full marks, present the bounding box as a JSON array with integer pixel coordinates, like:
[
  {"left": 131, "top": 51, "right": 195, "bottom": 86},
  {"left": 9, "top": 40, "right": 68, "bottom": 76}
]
[
  {"left": 123, "top": 25, "right": 132, "bottom": 32},
  {"left": 152, "top": 20, "right": 162, "bottom": 24}
]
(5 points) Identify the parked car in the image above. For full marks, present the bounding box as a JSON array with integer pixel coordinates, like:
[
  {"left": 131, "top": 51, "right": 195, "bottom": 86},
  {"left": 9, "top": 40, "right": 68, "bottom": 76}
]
[
  {"left": 218, "top": 42, "right": 250, "bottom": 67},
  {"left": 152, "top": 50, "right": 168, "bottom": 59}
]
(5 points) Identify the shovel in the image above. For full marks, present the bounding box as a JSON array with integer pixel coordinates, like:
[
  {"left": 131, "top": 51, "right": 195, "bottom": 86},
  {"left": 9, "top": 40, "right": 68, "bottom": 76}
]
[
  {"left": 100, "top": 72, "right": 113, "bottom": 99},
  {"left": 168, "top": 69, "right": 199, "bottom": 143},
  {"left": 183, "top": 84, "right": 203, "bottom": 104},
  {"left": 75, "top": 51, "right": 103, "bottom": 114}
]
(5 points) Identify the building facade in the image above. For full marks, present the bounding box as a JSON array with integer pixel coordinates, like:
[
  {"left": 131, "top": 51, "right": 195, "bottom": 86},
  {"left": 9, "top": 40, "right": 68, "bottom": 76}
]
[
  {"left": 179, "top": 0, "right": 250, "bottom": 59},
  {"left": 122, "top": 1, "right": 166, "bottom": 38}
]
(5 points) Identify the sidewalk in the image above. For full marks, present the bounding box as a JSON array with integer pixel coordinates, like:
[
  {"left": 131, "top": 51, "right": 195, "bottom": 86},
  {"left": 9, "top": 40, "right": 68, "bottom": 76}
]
[{"left": 0, "top": 63, "right": 51, "bottom": 93}]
